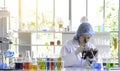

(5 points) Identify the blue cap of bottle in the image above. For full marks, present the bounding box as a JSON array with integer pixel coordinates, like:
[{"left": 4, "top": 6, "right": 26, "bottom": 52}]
[
  {"left": 93, "top": 63, "right": 102, "bottom": 69},
  {"left": 6, "top": 50, "right": 14, "bottom": 57}
]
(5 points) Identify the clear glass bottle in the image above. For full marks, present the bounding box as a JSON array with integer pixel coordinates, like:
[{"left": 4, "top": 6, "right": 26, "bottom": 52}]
[
  {"left": 0, "top": 52, "right": 7, "bottom": 69},
  {"left": 93, "top": 57, "right": 103, "bottom": 71},
  {"left": 15, "top": 54, "right": 23, "bottom": 70},
  {"left": 23, "top": 50, "right": 32, "bottom": 70},
  {"left": 29, "top": 58, "right": 37, "bottom": 71}
]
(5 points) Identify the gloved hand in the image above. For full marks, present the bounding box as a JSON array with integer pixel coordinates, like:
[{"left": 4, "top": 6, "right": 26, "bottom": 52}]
[{"left": 75, "top": 47, "right": 85, "bottom": 55}]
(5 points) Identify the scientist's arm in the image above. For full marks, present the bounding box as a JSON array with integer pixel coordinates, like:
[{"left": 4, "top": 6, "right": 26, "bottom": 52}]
[
  {"left": 60, "top": 43, "right": 85, "bottom": 67},
  {"left": 75, "top": 46, "right": 84, "bottom": 55}
]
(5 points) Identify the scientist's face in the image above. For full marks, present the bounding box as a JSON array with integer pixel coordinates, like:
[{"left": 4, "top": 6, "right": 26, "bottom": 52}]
[{"left": 79, "top": 34, "right": 91, "bottom": 44}]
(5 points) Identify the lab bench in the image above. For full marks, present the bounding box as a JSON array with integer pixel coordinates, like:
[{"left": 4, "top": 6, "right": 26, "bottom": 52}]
[{"left": 0, "top": 67, "right": 120, "bottom": 71}]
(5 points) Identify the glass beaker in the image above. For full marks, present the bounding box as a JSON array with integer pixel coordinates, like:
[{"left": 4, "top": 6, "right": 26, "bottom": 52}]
[{"left": 29, "top": 58, "right": 37, "bottom": 71}]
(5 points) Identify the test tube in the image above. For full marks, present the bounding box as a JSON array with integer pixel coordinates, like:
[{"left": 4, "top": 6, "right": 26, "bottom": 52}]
[
  {"left": 46, "top": 57, "right": 50, "bottom": 70},
  {"left": 37, "top": 58, "right": 42, "bottom": 70},
  {"left": 50, "top": 58, "right": 54, "bottom": 70},
  {"left": 57, "top": 57, "right": 62, "bottom": 70},
  {"left": 41, "top": 58, "right": 46, "bottom": 70}
]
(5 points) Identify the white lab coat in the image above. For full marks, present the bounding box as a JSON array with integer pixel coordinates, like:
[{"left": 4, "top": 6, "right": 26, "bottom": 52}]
[{"left": 60, "top": 39, "right": 96, "bottom": 67}]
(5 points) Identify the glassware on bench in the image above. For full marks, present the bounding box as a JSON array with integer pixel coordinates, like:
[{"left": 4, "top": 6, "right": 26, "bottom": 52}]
[
  {"left": 23, "top": 50, "right": 32, "bottom": 70},
  {"left": 15, "top": 54, "right": 23, "bottom": 70},
  {"left": 29, "top": 58, "right": 37, "bottom": 71}
]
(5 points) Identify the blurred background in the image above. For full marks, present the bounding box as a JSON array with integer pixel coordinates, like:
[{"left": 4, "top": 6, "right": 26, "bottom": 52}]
[{"left": 0, "top": 0, "right": 119, "bottom": 64}]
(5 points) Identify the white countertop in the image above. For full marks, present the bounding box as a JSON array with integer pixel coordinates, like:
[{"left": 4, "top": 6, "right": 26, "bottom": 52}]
[
  {"left": 62, "top": 67, "right": 120, "bottom": 71},
  {"left": 1, "top": 67, "right": 120, "bottom": 71}
]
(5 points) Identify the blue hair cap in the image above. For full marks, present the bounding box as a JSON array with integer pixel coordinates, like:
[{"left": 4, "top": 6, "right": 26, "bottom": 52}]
[{"left": 74, "top": 23, "right": 95, "bottom": 40}]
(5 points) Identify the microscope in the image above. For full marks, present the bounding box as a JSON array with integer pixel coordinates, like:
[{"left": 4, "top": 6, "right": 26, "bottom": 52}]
[{"left": 81, "top": 38, "right": 98, "bottom": 66}]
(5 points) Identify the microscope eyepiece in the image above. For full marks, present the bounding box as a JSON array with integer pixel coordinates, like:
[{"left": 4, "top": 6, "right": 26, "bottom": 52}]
[{"left": 84, "top": 38, "right": 87, "bottom": 43}]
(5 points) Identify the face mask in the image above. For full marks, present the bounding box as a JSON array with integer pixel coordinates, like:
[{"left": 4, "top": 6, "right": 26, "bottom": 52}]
[
  {"left": 79, "top": 36, "right": 85, "bottom": 43},
  {"left": 79, "top": 36, "right": 88, "bottom": 44}
]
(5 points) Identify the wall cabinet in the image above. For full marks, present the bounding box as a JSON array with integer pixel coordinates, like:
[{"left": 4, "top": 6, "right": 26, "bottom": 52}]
[
  {"left": 13, "top": 31, "right": 110, "bottom": 58},
  {"left": 15, "top": 31, "right": 62, "bottom": 58}
]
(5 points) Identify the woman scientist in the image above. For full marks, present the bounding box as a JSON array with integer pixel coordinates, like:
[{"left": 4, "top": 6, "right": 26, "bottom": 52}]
[{"left": 60, "top": 22, "right": 98, "bottom": 67}]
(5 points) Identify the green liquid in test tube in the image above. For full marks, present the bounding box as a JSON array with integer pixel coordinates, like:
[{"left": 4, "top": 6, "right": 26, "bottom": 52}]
[
  {"left": 45, "top": 42, "right": 49, "bottom": 46},
  {"left": 41, "top": 60, "right": 46, "bottom": 70},
  {"left": 106, "top": 63, "right": 115, "bottom": 68}
]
